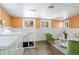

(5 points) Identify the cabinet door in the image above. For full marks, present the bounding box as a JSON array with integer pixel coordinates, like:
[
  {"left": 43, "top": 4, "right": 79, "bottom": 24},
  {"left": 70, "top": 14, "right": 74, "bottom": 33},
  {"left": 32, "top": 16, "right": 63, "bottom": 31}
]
[
  {"left": 0, "top": 7, "right": 1, "bottom": 19},
  {"left": 23, "top": 35, "right": 29, "bottom": 42},
  {"left": 51, "top": 20, "right": 64, "bottom": 28},
  {"left": 0, "top": 7, "right": 2, "bottom": 27},
  {"left": 0, "top": 6, "right": 11, "bottom": 27},
  {"left": 0, "top": 49, "right": 9, "bottom": 55},
  {"left": 0, "top": 49, "right": 5, "bottom": 55}
]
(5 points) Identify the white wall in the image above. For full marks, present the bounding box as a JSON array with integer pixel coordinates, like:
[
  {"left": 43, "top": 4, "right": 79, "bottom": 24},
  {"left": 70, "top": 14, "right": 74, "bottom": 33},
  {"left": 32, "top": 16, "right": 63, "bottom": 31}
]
[
  {"left": 35, "top": 28, "right": 63, "bottom": 41},
  {"left": 63, "top": 28, "right": 79, "bottom": 39}
]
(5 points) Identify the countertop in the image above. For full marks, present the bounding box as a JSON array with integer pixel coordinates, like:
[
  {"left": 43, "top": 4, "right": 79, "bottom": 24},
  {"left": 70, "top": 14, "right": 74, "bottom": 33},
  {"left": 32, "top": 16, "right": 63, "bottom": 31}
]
[
  {"left": 67, "top": 38, "right": 79, "bottom": 41},
  {"left": 0, "top": 35, "right": 19, "bottom": 49},
  {"left": 0, "top": 32, "right": 23, "bottom": 36},
  {"left": 0, "top": 31, "right": 32, "bottom": 49}
]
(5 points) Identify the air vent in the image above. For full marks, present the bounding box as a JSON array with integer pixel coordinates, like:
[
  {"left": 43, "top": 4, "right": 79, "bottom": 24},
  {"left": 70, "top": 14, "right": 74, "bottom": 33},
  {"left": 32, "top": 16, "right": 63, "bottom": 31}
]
[{"left": 29, "top": 9, "right": 37, "bottom": 12}]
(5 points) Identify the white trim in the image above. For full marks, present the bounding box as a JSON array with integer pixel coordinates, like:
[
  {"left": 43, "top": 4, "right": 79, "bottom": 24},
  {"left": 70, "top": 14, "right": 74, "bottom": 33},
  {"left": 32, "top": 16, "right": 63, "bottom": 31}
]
[{"left": 49, "top": 20, "right": 51, "bottom": 28}]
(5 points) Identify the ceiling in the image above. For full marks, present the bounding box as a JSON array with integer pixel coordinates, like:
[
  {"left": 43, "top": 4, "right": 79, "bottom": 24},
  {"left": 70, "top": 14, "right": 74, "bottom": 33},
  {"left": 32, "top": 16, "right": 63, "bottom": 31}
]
[{"left": 1, "top": 3, "right": 79, "bottom": 20}]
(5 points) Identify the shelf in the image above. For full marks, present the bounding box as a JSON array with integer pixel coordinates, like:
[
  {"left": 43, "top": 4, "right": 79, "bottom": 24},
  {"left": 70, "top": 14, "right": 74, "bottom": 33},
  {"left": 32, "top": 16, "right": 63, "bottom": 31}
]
[{"left": 23, "top": 41, "right": 35, "bottom": 48}]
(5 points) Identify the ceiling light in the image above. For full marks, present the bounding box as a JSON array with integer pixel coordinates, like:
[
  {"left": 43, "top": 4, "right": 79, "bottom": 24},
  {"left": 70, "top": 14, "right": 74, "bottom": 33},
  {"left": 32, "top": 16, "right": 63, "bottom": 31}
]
[
  {"left": 29, "top": 9, "right": 37, "bottom": 12},
  {"left": 48, "top": 4, "right": 55, "bottom": 12},
  {"left": 48, "top": 5, "right": 54, "bottom": 9},
  {"left": 48, "top": 4, "right": 55, "bottom": 9}
]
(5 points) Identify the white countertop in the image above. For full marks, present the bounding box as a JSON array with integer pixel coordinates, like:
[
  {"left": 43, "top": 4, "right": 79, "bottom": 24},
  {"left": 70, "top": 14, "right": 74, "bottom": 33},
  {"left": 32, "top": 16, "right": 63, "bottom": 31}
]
[
  {"left": 0, "top": 35, "right": 19, "bottom": 49},
  {"left": 0, "top": 32, "right": 23, "bottom": 36},
  {"left": 67, "top": 38, "right": 79, "bottom": 41},
  {"left": 0, "top": 31, "right": 32, "bottom": 49}
]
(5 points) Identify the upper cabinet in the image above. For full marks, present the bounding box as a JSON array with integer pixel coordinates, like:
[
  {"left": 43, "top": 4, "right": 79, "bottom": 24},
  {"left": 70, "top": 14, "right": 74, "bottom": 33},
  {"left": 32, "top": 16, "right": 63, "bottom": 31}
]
[
  {"left": 0, "top": 7, "right": 1, "bottom": 19},
  {"left": 11, "top": 17, "right": 23, "bottom": 28},
  {"left": 35, "top": 18, "right": 41, "bottom": 28},
  {"left": 0, "top": 6, "right": 11, "bottom": 27},
  {"left": 69, "top": 16, "right": 79, "bottom": 28},
  {"left": 51, "top": 20, "right": 64, "bottom": 28}
]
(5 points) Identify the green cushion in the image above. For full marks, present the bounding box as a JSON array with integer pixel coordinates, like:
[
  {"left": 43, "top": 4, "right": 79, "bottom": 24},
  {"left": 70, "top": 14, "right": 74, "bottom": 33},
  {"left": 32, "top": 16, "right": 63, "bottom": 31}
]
[
  {"left": 45, "top": 33, "right": 55, "bottom": 41},
  {"left": 67, "top": 40, "right": 79, "bottom": 55}
]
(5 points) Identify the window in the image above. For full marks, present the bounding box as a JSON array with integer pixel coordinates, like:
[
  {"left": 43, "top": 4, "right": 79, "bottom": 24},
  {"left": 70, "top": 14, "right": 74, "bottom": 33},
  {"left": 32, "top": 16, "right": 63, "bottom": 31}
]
[
  {"left": 0, "top": 20, "right": 2, "bottom": 27},
  {"left": 23, "top": 18, "right": 35, "bottom": 28},
  {"left": 64, "top": 20, "right": 69, "bottom": 28},
  {"left": 0, "top": 20, "right": 5, "bottom": 27},
  {"left": 41, "top": 20, "right": 50, "bottom": 28},
  {"left": 24, "top": 20, "right": 33, "bottom": 27}
]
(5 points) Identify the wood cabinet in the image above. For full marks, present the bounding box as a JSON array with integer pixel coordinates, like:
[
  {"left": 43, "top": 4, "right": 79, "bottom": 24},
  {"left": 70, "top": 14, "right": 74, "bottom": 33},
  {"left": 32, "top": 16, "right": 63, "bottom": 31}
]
[
  {"left": 0, "top": 7, "right": 1, "bottom": 20},
  {"left": 0, "top": 6, "right": 11, "bottom": 27},
  {"left": 51, "top": 20, "right": 64, "bottom": 28},
  {"left": 11, "top": 17, "right": 23, "bottom": 28},
  {"left": 69, "top": 16, "right": 79, "bottom": 28},
  {"left": 35, "top": 18, "right": 40, "bottom": 28}
]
